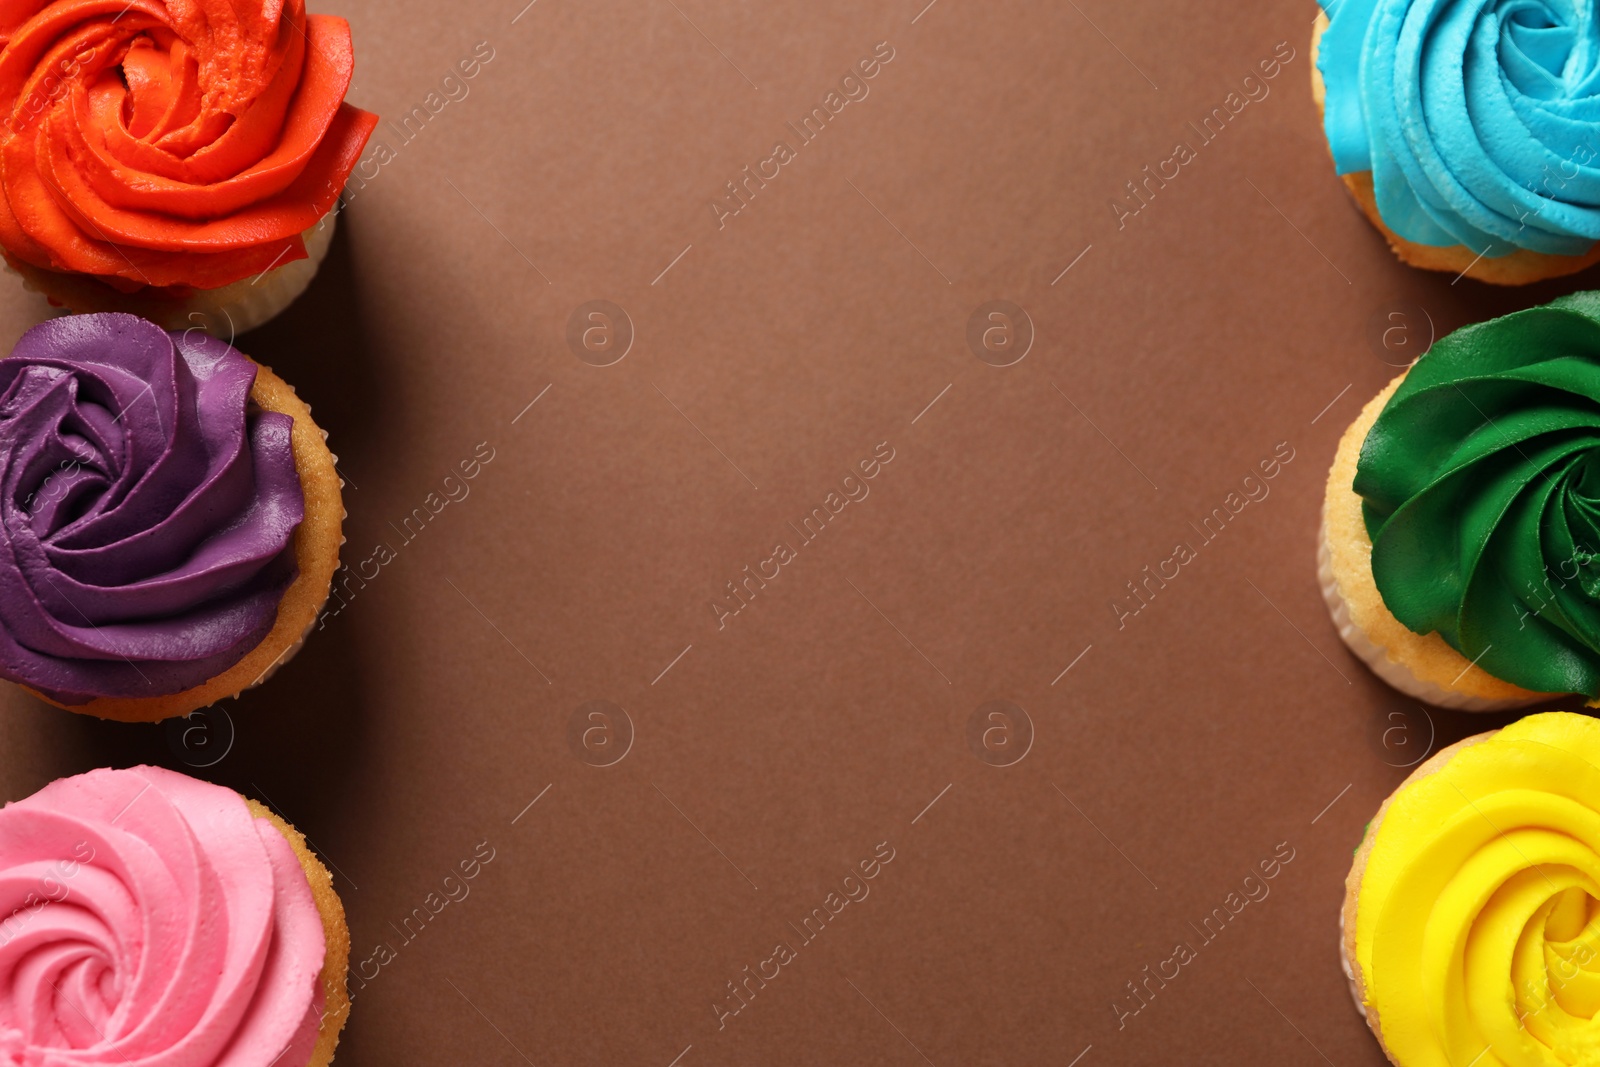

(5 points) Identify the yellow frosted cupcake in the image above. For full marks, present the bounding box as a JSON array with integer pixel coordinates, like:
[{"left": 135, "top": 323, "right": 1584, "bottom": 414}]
[{"left": 1343, "top": 711, "right": 1600, "bottom": 1064}]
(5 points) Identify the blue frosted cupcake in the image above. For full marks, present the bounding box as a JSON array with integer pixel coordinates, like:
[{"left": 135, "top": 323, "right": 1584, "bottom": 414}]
[{"left": 1312, "top": 0, "right": 1600, "bottom": 284}]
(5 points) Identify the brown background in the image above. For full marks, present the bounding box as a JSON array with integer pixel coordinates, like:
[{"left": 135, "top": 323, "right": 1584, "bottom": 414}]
[{"left": 0, "top": 0, "right": 1592, "bottom": 1063}]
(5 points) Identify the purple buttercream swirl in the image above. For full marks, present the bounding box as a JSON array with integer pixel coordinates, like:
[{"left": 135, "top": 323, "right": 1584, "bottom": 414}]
[{"left": 0, "top": 313, "right": 304, "bottom": 704}]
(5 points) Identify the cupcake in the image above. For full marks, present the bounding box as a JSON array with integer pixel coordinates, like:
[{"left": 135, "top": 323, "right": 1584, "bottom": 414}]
[
  {"left": 1311, "top": 1, "right": 1600, "bottom": 285},
  {"left": 0, "top": 0, "right": 378, "bottom": 333},
  {"left": 0, "top": 765, "right": 350, "bottom": 1066},
  {"left": 1342, "top": 711, "right": 1600, "bottom": 1065},
  {"left": 0, "top": 313, "right": 343, "bottom": 721},
  {"left": 1317, "top": 293, "right": 1600, "bottom": 710}
]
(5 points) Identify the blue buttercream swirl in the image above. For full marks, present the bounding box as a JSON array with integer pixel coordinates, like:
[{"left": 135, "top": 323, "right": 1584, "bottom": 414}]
[{"left": 1318, "top": 0, "right": 1600, "bottom": 257}]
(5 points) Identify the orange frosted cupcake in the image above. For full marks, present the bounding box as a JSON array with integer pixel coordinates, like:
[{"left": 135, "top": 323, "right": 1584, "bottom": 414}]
[{"left": 0, "top": 0, "right": 378, "bottom": 333}]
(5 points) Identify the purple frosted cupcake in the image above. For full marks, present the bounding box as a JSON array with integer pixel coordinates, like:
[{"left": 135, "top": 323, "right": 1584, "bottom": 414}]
[{"left": 0, "top": 313, "right": 343, "bottom": 720}]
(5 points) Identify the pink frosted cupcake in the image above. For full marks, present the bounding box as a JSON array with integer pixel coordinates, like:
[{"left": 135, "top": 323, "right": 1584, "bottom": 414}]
[{"left": 0, "top": 766, "right": 350, "bottom": 1066}]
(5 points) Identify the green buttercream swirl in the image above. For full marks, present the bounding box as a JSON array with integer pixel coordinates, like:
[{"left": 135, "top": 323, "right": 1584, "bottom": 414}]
[{"left": 1357, "top": 291, "right": 1600, "bottom": 698}]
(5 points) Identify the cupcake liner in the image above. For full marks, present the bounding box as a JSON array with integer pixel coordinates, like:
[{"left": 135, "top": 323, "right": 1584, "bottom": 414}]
[
  {"left": 244, "top": 797, "right": 351, "bottom": 1067},
  {"left": 1320, "top": 373, "right": 1555, "bottom": 711},
  {"left": 1317, "top": 512, "right": 1544, "bottom": 712},
  {"left": 1337, "top": 906, "right": 1365, "bottom": 1020},
  {"left": 163, "top": 214, "right": 339, "bottom": 337},
  {"left": 37, "top": 358, "right": 344, "bottom": 723},
  {"left": 230, "top": 432, "right": 348, "bottom": 699},
  {"left": 1309, "top": 13, "right": 1600, "bottom": 286},
  {"left": 7, "top": 211, "right": 339, "bottom": 336}
]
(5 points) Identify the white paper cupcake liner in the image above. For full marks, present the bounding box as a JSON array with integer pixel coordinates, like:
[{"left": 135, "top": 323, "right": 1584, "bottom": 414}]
[
  {"left": 153, "top": 212, "right": 339, "bottom": 337},
  {"left": 1338, "top": 907, "right": 1366, "bottom": 1020},
  {"left": 8, "top": 211, "right": 338, "bottom": 337},
  {"left": 1316, "top": 510, "right": 1547, "bottom": 712}
]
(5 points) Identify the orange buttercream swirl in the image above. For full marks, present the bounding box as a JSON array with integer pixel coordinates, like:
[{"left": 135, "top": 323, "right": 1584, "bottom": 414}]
[{"left": 0, "top": 0, "right": 377, "bottom": 290}]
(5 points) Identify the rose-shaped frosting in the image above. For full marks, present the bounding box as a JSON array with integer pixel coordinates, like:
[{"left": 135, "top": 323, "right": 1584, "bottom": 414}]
[
  {"left": 0, "top": 766, "right": 327, "bottom": 1066},
  {"left": 1354, "top": 713, "right": 1600, "bottom": 1065},
  {"left": 1318, "top": 0, "right": 1600, "bottom": 257},
  {"left": 1356, "top": 292, "right": 1600, "bottom": 697},
  {"left": 0, "top": 0, "right": 378, "bottom": 290},
  {"left": 0, "top": 312, "right": 303, "bottom": 705}
]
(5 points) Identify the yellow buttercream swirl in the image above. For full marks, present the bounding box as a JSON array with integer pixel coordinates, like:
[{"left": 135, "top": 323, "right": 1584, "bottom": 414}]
[{"left": 1358, "top": 712, "right": 1600, "bottom": 1066}]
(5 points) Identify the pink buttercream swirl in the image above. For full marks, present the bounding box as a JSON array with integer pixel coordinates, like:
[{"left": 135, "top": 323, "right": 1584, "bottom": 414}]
[{"left": 0, "top": 766, "right": 325, "bottom": 1067}]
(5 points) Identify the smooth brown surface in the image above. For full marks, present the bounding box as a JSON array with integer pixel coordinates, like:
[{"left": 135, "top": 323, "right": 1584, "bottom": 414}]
[{"left": 2, "top": 1, "right": 1597, "bottom": 1063}]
